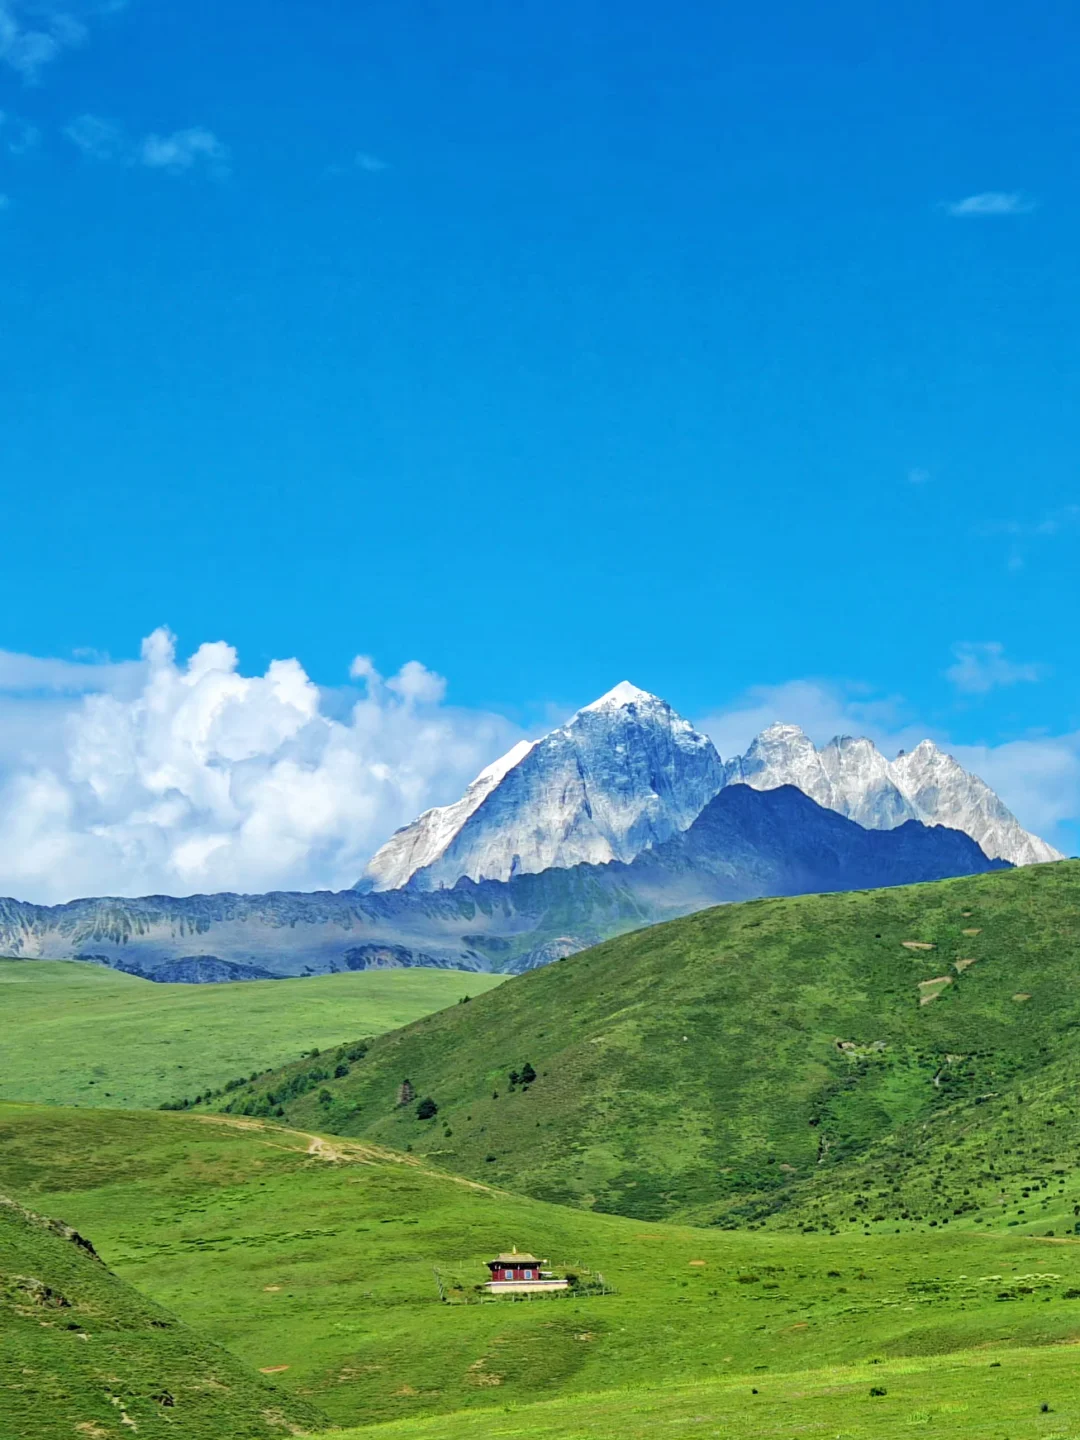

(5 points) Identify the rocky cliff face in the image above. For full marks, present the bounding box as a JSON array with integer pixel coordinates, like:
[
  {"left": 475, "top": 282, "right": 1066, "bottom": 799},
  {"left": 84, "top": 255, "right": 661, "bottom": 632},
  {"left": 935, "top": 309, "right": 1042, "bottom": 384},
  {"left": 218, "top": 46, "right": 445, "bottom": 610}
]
[
  {"left": 721, "top": 724, "right": 1060, "bottom": 867},
  {"left": 0, "top": 785, "right": 1006, "bottom": 981},
  {"left": 363, "top": 682, "right": 725, "bottom": 890}
]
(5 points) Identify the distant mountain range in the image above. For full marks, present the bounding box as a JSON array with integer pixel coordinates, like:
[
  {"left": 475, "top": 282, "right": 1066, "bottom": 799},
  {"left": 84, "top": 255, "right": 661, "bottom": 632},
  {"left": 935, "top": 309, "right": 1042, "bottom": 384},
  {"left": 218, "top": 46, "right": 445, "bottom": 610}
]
[
  {"left": 0, "top": 682, "right": 1052, "bottom": 981},
  {"left": 363, "top": 682, "right": 1059, "bottom": 889},
  {"left": 0, "top": 784, "right": 1006, "bottom": 981}
]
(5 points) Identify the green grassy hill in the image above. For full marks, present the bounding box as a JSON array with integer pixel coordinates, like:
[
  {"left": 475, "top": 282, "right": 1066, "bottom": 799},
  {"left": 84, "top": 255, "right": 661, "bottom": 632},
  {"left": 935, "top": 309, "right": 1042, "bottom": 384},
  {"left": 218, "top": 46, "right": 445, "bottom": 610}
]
[
  {"left": 333, "top": 1346, "right": 1080, "bottom": 1440},
  {"left": 3, "top": 1102, "right": 1080, "bottom": 1433},
  {"left": 205, "top": 863, "right": 1080, "bottom": 1224},
  {"left": 0, "top": 960, "right": 503, "bottom": 1109},
  {"left": 0, "top": 1188, "right": 325, "bottom": 1440}
]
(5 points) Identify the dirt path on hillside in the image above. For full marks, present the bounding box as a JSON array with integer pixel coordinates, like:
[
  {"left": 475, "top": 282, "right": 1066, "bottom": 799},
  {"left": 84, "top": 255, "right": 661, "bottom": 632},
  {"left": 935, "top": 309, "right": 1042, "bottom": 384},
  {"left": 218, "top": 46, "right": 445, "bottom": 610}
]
[{"left": 191, "top": 1111, "right": 500, "bottom": 1194}]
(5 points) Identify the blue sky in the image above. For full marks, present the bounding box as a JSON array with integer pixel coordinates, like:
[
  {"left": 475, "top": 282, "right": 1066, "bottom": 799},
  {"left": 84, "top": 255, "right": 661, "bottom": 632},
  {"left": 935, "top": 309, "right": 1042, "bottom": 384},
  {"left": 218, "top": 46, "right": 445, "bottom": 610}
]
[{"left": 0, "top": 0, "right": 1078, "bottom": 896}]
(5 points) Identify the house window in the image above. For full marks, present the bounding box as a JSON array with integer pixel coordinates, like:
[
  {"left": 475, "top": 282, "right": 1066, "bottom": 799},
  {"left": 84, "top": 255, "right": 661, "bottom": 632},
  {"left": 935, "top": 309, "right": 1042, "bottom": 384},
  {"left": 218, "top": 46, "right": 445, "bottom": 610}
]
[
  {"left": 504, "top": 1270, "right": 513, "bottom": 1279},
  {"left": 524, "top": 1269, "right": 533, "bottom": 1279}
]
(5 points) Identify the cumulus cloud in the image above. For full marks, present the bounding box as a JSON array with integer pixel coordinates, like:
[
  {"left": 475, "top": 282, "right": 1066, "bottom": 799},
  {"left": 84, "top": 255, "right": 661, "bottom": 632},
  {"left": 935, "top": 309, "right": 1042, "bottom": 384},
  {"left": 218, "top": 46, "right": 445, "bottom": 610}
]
[
  {"left": 66, "top": 114, "right": 229, "bottom": 176},
  {"left": 945, "top": 191, "right": 1036, "bottom": 217},
  {"left": 946, "top": 642, "right": 1045, "bottom": 695},
  {"left": 0, "top": 631, "right": 523, "bottom": 904}
]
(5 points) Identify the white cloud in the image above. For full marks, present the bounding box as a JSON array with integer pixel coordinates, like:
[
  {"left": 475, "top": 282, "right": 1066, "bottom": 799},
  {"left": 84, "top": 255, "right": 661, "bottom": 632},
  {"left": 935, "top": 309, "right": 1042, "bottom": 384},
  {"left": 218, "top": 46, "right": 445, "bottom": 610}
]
[
  {"left": 0, "top": 4, "right": 78, "bottom": 80},
  {"left": 66, "top": 114, "right": 229, "bottom": 176},
  {"left": 696, "top": 679, "right": 919, "bottom": 762},
  {"left": 980, "top": 504, "right": 1079, "bottom": 573},
  {"left": 945, "top": 642, "right": 1045, "bottom": 695},
  {"left": 945, "top": 191, "right": 1035, "bottom": 218},
  {"left": 951, "top": 734, "right": 1080, "bottom": 853},
  {"left": 64, "top": 111, "right": 123, "bottom": 159},
  {"left": 0, "top": 645, "right": 141, "bottom": 694},
  {"left": 355, "top": 151, "right": 387, "bottom": 173},
  {"left": 985, "top": 504, "right": 1080, "bottom": 540},
  {"left": 0, "top": 631, "right": 523, "bottom": 904},
  {"left": 0, "top": 1, "right": 116, "bottom": 81},
  {"left": 139, "top": 127, "right": 229, "bottom": 177}
]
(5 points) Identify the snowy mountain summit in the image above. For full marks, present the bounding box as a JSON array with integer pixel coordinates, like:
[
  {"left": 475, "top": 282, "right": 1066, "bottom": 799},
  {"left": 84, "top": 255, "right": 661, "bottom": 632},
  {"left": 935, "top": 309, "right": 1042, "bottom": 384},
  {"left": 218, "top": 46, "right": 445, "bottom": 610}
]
[
  {"left": 362, "top": 689, "right": 1061, "bottom": 893},
  {"left": 363, "top": 682, "right": 724, "bottom": 890},
  {"left": 721, "top": 724, "right": 1061, "bottom": 868}
]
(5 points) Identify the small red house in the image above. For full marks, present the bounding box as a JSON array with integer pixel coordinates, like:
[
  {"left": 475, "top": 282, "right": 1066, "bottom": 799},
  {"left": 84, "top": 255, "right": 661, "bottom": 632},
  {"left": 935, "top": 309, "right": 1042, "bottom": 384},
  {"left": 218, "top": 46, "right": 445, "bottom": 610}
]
[{"left": 484, "top": 1248, "right": 569, "bottom": 1294}]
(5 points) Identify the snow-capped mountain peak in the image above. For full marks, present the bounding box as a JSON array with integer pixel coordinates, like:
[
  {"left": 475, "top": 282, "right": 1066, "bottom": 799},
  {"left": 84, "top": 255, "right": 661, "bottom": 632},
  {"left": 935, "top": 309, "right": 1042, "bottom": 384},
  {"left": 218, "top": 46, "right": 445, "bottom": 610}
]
[
  {"left": 582, "top": 680, "right": 663, "bottom": 713},
  {"left": 362, "top": 686, "right": 1061, "bottom": 895},
  {"left": 362, "top": 683, "right": 724, "bottom": 891},
  {"left": 722, "top": 726, "right": 1061, "bottom": 867}
]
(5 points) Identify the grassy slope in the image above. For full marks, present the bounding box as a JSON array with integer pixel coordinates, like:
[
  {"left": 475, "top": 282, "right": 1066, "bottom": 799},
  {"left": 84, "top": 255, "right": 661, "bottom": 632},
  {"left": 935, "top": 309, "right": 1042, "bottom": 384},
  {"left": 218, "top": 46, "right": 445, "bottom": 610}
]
[
  {"left": 3, "top": 1103, "right": 1080, "bottom": 1432},
  {"left": 0, "top": 960, "right": 503, "bottom": 1109},
  {"left": 208, "top": 863, "right": 1080, "bottom": 1223},
  {"left": 0, "top": 1190, "right": 324, "bottom": 1440},
  {"left": 337, "top": 1346, "right": 1080, "bottom": 1440}
]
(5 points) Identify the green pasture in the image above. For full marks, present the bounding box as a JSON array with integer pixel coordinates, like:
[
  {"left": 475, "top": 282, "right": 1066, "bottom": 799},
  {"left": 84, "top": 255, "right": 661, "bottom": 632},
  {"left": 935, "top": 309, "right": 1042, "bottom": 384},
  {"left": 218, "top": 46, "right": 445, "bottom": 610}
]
[
  {"left": 4, "top": 1102, "right": 1080, "bottom": 1431},
  {"left": 0, "top": 960, "right": 502, "bottom": 1109},
  {"left": 331, "top": 1345, "right": 1080, "bottom": 1440}
]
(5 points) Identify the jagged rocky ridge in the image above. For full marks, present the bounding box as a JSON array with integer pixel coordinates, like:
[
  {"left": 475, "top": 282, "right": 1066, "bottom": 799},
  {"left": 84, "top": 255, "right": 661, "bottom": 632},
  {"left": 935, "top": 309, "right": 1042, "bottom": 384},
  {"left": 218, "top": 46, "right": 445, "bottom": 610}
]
[
  {"left": 721, "top": 723, "right": 1062, "bottom": 867},
  {"left": 363, "top": 686, "right": 1059, "bottom": 891},
  {"left": 0, "top": 785, "right": 1006, "bottom": 980}
]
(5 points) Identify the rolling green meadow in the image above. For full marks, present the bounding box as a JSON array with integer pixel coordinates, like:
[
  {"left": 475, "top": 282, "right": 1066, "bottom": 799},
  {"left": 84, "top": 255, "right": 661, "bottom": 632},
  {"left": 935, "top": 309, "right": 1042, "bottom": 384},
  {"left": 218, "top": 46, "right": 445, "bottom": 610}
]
[
  {"left": 4, "top": 1101, "right": 1080, "bottom": 1437},
  {"left": 5, "top": 864, "right": 1080, "bottom": 1438},
  {"left": 0, "top": 961, "right": 502, "bottom": 1109}
]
